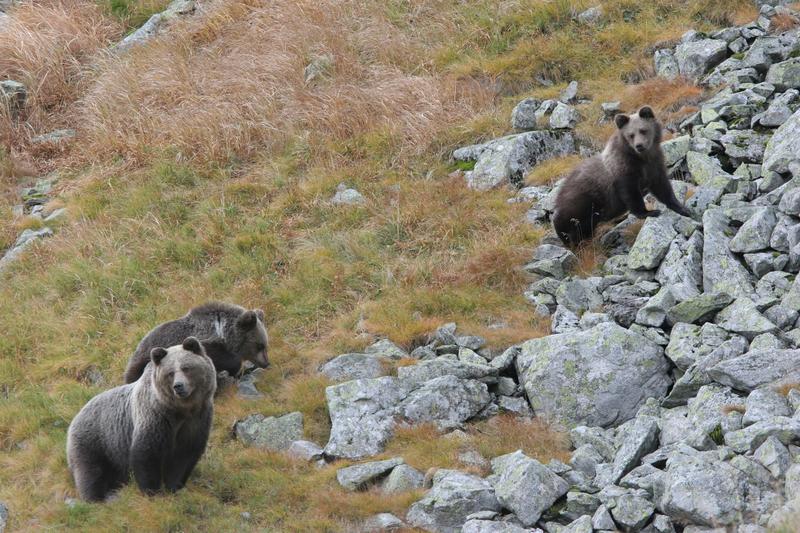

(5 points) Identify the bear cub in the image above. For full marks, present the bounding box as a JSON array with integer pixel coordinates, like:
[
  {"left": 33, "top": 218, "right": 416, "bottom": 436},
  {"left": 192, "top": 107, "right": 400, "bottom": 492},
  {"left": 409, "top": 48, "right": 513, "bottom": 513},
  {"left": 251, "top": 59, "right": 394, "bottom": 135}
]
[
  {"left": 552, "top": 106, "right": 690, "bottom": 246},
  {"left": 124, "top": 301, "right": 269, "bottom": 384},
  {"left": 67, "top": 337, "right": 216, "bottom": 501}
]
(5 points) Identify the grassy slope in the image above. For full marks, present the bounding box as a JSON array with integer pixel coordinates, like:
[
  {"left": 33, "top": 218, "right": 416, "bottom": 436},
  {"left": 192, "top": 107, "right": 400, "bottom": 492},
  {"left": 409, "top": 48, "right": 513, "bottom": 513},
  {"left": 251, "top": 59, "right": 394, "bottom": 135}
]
[{"left": 0, "top": 0, "right": 758, "bottom": 530}]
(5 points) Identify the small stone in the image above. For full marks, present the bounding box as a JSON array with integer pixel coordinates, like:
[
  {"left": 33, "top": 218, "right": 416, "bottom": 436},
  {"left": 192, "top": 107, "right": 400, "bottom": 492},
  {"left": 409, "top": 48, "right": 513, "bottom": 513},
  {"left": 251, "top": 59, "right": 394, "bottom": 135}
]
[
  {"left": 576, "top": 6, "right": 602, "bottom": 25},
  {"left": 331, "top": 183, "right": 366, "bottom": 205},
  {"left": 287, "top": 440, "right": 324, "bottom": 461},
  {"left": 560, "top": 81, "right": 579, "bottom": 104},
  {"left": 363, "top": 513, "right": 405, "bottom": 531},
  {"left": 511, "top": 98, "right": 541, "bottom": 130},
  {"left": 382, "top": 463, "right": 424, "bottom": 493},
  {"left": 550, "top": 102, "right": 580, "bottom": 129},
  {"left": 304, "top": 53, "right": 334, "bottom": 84}
]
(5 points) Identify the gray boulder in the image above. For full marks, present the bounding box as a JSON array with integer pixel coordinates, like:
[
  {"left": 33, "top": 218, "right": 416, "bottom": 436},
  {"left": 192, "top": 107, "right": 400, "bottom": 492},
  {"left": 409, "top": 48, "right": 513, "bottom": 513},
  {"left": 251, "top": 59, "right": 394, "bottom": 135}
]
[
  {"left": 396, "top": 358, "right": 497, "bottom": 387},
  {"left": 764, "top": 108, "right": 800, "bottom": 173},
  {"left": 406, "top": 470, "right": 501, "bottom": 533},
  {"left": 382, "top": 464, "right": 424, "bottom": 493},
  {"left": 319, "top": 353, "right": 386, "bottom": 382},
  {"left": 324, "top": 377, "right": 408, "bottom": 459},
  {"left": 490, "top": 450, "right": 569, "bottom": 526},
  {"left": 665, "top": 292, "right": 733, "bottom": 326},
  {"left": 715, "top": 298, "right": 777, "bottom": 339},
  {"left": 466, "top": 131, "right": 575, "bottom": 191},
  {"left": 550, "top": 102, "right": 580, "bottom": 129},
  {"left": 766, "top": 57, "right": 800, "bottom": 90},
  {"left": 116, "top": 0, "right": 196, "bottom": 52},
  {"left": 743, "top": 388, "right": 791, "bottom": 426},
  {"left": 702, "top": 209, "right": 754, "bottom": 297},
  {"left": 525, "top": 244, "right": 577, "bottom": 279},
  {"left": 233, "top": 412, "right": 303, "bottom": 451},
  {"left": 675, "top": 39, "right": 729, "bottom": 81},
  {"left": 516, "top": 322, "right": 671, "bottom": 428},
  {"left": 398, "top": 375, "right": 491, "bottom": 429},
  {"left": 0, "top": 228, "right": 54, "bottom": 271},
  {"left": 729, "top": 207, "right": 777, "bottom": 253},
  {"left": 724, "top": 416, "right": 800, "bottom": 453},
  {"left": 363, "top": 513, "right": 405, "bottom": 531},
  {"left": 287, "top": 440, "right": 324, "bottom": 461},
  {"left": 608, "top": 416, "right": 660, "bottom": 484},
  {"left": 708, "top": 349, "right": 800, "bottom": 392},
  {"left": 655, "top": 49, "right": 680, "bottom": 79},
  {"left": 337, "top": 457, "right": 404, "bottom": 491},
  {"left": 511, "top": 98, "right": 541, "bottom": 130},
  {"left": 658, "top": 452, "right": 746, "bottom": 526},
  {"left": 628, "top": 215, "right": 677, "bottom": 270}
]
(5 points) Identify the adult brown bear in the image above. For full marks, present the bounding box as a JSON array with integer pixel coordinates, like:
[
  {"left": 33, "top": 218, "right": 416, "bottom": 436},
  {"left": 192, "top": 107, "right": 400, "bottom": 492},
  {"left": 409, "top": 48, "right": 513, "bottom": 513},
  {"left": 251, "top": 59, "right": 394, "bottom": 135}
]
[{"left": 552, "top": 106, "right": 690, "bottom": 246}]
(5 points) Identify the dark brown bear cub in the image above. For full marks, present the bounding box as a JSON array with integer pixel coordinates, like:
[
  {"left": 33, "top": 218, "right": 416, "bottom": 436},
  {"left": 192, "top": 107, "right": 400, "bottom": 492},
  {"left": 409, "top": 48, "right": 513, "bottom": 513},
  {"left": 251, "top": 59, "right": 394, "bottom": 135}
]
[
  {"left": 124, "top": 302, "right": 269, "bottom": 384},
  {"left": 552, "top": 106, "right": 690, "bottom": 246}
]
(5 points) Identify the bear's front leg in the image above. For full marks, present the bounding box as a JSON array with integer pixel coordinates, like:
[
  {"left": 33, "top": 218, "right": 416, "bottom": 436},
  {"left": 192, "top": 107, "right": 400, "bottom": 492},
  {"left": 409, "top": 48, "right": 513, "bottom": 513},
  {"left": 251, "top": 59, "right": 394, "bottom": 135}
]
[
  {"left": 618, "top": 180, "right": 657, "bottom": 218},
  {"left": 131, "top": 433, "right": 167, "bottom": 495},
  {"left": 163, "top": 412, "right": 212, "bottom": 492}
]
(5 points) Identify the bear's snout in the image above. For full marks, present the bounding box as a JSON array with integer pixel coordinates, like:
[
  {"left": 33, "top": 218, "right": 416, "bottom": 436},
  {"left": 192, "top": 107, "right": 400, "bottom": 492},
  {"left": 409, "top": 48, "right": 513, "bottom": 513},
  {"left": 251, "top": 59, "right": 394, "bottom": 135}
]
[
  {"left": 634, "top": 143, "right": 646, "bottom": 153},
  {"left": 173, "top": 381, "right": 189, "bottom": 398}
]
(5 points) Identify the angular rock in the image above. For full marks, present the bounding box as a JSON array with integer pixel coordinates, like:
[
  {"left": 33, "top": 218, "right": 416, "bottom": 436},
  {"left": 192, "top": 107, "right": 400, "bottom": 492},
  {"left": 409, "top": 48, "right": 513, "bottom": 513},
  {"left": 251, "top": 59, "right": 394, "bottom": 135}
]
[
  {"left": 319, "top": 353, "right": 386, "bottom": 383},
  {"left": 324, "top": 377, "right": 409, "bottom": 459},
  {"left": 382, "top": 464, "right": 424, "bottom": 493},
  {"left": 550, "top": 102, "right": 580, "bottom": 129},
  {"left": 406, "top": 469, "right": 501, "bottom": 533},
  {"left": 461, "top": 520, "right": 529, "bottom": 533},
  {"left": 766, "top": 57, "right": 800, "bottom": 90},
  {"left": 715, "top": 297, "right": 777, "bottom": 339},
  {"left": 555, "top": 279, "right": 603, "bottom": 315},
  {"left": 724, "top": 416, "right": 800, "bottom": 453},
  {"left": 703, "top": 209, "right": 754, "bottom": 297},
  {"left": 636, "top": 286, "right": 676, "bottom": 327},
  {"left": 365, "top": 338, "right": 407, "bottom": 359},
  {"left": 708, "top": 349, "right": 800, "bottom": 392},
  {"left": 397, "top": 358, "right": 497, "bottom": 387},
  {"left": 628, "top": 215, "right": 678, "bottom": 271},
  {"left": 516, "top": 322, "right": 671, "bottom": 428},
  {"left": 525, "top": 244, "right": 578, "bottom": 279},
  {"left": 363, "top": 513, "right": 405, "bottom": 531},
  {"left": 399, "top": 376, "right": 490, "bottom": 429},
  {"left": 466, "top": 131, "right": 575, "bottom": 191},
  {"left": 287, "top": 440, "right": 324, "bottom": 461},
  {"left": 337, "top": 457, "right": 404, "bottom": 491},
  {"left": 331, "top": 184, "right": 366, "bottom": 205},
  {"left": 234, "top": 412, "right": 303, "bottom": 451},
  {"left": 764, "top": 108, "right": 800, "bottom": 173},
  {"left": 676, "top": 39, "right": 729, "bottom": 81},
  {"left": 510, "top": 98, "right": 541, "bottom": 131},
  {"left": 665, "top": 292, "right": 733, "bottom": 326},
  {"left": 729, "top": 207, "right": 778, "bottom": 253},
  {"left": 658, "top": 452, "right": 746, "bottom": 526},
  {"left": 753, "top": 435, "right": 791, "bottom": 477},
  {"left": 490, "top": 451, "right": 569, "bottom": 526},
  {"left": 608, "top": 416, "right": 660, "bottom": 484},
  {"left": 743, "top": 388, "right": 791, "bottom": 426}
]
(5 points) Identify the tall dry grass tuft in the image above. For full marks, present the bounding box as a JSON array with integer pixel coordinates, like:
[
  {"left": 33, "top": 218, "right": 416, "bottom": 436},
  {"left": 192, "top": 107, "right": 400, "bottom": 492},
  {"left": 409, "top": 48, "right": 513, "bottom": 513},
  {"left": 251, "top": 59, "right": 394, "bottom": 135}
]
[
  {"left": 76, "top": 0, "right": 493, "bottom": 167},
  {"left": 0, "top": 0, "right": 121, "bottom": 142}
]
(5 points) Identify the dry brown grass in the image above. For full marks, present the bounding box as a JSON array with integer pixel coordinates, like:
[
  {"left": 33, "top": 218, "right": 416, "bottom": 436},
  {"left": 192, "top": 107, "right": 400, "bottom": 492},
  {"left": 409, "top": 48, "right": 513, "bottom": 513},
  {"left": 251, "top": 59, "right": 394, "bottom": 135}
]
[
  {"left": 524, "top": 155, "right": 581, "bottom": 187},
  {"left": 771, "top": 11, "right": 800, "bottom": 33},
  {"left": 776, "top": 382, "right": 800, "bottom": 397},
  {"left": 574, "top": 238, "right": 608, "bottom": 277},
  {"left": 721, "top": 404, "right": 747, "bottom": 415},
  {"left": 75, "top": 0, "right": 492, "bottom": 167},
  {"left": 0, "top": 0, "right": 121, "bottom": 142}
]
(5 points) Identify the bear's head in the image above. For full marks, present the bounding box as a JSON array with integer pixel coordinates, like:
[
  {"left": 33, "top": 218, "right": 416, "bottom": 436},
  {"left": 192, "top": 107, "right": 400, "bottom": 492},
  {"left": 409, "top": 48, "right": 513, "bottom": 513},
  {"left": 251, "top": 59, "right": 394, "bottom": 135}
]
[
  {"left": 614, "top": 106, "right": 662, "bottom": 155},
  {"left": 232, "top": 309, "right": 270, "bottom": 370},
  {"left": 150, "top": 337, "right": 217, "bottom": 408}
]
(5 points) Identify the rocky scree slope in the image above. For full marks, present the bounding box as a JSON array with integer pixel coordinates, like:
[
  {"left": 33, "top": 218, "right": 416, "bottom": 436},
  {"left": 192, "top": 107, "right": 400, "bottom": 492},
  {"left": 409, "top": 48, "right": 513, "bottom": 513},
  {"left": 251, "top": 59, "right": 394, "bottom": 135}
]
[{"left": 283, "top": 4, "right": 800, "bottom": 532}]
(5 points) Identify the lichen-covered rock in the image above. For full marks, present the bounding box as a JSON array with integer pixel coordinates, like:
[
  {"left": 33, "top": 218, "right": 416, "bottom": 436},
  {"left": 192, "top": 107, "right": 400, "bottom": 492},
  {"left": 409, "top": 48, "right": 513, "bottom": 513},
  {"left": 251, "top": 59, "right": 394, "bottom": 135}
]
[
  {"left": 729, "top": 207, "right": 778, "bottom": 253},
  {"left": 724, "top": 416, "right": 800, "bottom": 453},
  {"left": 398, "top": 375, "right": 491, "bottom": 429},
  {"left": 397, "top": 358, "right": 497, "bottom": 387},
  {"left": 766, "top": 57, "right": 800, "bottom": 90},
  {"left": 753, "top": 435, "right": 791, "bottom": 478},
  {"left": 516, "top": 322, "right": 671, "bottom": 428},
  {"left": 234, "top": 412, "right": 303, "bottom": 451},
  {"left": 720, "top": 130, "right": 771, "bottom": 164},
  {"left": 608, "top": 416, "right": 660, "bottom": 484},
  {"left": 764, "top": 108, "right": 800, "bottom": 173},
  {"left": 466, "top": 131, "right": 575, "bottom": 191},
  {"left": 708, "top": 349, "right": 800, "bottom": 392},
  {"left": 657, "top": 452, "right": 746, "bottom": 526},
  {"left": 382, "top": 464, "right": 424, "bottom": 493},
  {"left": 319, "top": 353, "right": 386, "bottom": 383},
  {"left": 555, "top": 279, "right": 603, "bottom": 315},
  {"left": 461, "top": 519, "right": 529, "bottom": 533},
  {"left": 490, "top": 451, "right": 569, "bottom": 526},
  {"left": 337, "top": 457, "right": 404, "bottom": 491},
  {"left": 715, "top": 297, "right": 777, "bottom": 339},
  {"left": 743, "top": 388, "right": 791, "bottom": 426},
  {"left": 510, "top": 98, "right": 541, "bottom": 130},
  {"left": 116, "top": 0, "right": 196, "bottom": 52},
  {"left": 550, "top": 102, "right": 580, "bottom": 129},
  {"left": 656, "top": 232, "right": 704, "bottom": 301},
  {"left": 525, "top": 244, "right": 578, "bottom": 279},
  {"left": 324, "top": 377, "right": 409, "bottom": 459},
  {"left": 655, "top": 49, "right": 680, "bottom": 79},
  {"left": 636, "top": 286, "right": 676, "bottom": 328},
  {"left": 363, "top": 513, "right": 406, "bottom": 531},
  {"left": 703, "top": 209, "right": 755, "bottom": 297},
  {"left": 675, "top": 39, "right": 729, "bottom": 81},
  {"left": 406, "top": 470, "right": 502, "bottom": 533},
  {"left": 665, "top": 292, "right": 733, "bottom": 326},
  {"left": 628, "top": 216, "right": 678, "bottom": 271}
]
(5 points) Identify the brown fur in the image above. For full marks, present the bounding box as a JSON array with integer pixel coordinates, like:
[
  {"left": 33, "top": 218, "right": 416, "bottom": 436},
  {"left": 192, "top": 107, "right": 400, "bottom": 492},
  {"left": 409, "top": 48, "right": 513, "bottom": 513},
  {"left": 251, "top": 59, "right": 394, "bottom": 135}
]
[{"left": 552, "top": 106, "right": 690, "bottom": 246}]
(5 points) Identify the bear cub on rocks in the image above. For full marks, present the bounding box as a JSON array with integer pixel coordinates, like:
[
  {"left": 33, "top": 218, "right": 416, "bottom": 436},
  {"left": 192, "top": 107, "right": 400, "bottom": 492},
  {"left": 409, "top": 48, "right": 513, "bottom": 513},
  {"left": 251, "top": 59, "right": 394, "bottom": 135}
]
[
  {"left": 67, "top": 337, "right": 216, "bottom": 501},
  {"left": 124, "top": 302, "right": 269, "bottom": 384},
  {"left": 552, "top": 106, "right": 690, "bottom": 246}
]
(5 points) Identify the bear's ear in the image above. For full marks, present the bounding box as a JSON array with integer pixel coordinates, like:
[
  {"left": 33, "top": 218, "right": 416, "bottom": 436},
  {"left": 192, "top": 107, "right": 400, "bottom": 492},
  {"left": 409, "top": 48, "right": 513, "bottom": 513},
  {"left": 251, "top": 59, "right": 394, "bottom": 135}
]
[
  {"left": 237, "top": 310, "right": 258, "bottom": 329},
  {"left": 254, "top": 309, "right": 265, "bottom": 323},
  {"left": 182, "top": 336, "right": 204, "bottom": 355},
  {"left": 614, "top": 113, "right": 630, "bottom": 129},
  {"left": 150, "top": 347, "right": 168, "bottom": 365},
  {"left": 638, "top": 106, "right": 655, "bottom": 119}
]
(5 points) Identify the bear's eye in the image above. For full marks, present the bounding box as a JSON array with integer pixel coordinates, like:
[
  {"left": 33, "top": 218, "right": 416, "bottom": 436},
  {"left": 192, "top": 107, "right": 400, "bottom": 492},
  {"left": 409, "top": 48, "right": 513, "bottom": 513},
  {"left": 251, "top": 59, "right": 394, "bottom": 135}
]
[
  {"left": 256, "top": 343, "right": 266, "bottom": 351},
  {"left": 639, "top": 129, "right": 647, "bottom": 135},
  {"left": 167, "top": 371, "right": 175, "bottom": 378}
]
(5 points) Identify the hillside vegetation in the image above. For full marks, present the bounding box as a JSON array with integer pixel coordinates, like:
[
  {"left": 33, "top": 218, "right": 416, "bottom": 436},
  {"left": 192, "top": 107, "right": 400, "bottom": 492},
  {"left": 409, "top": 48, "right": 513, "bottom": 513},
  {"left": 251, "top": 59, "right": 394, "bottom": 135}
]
[{"left": 0, "top": 0, "right": 759, "bottom": 530}]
